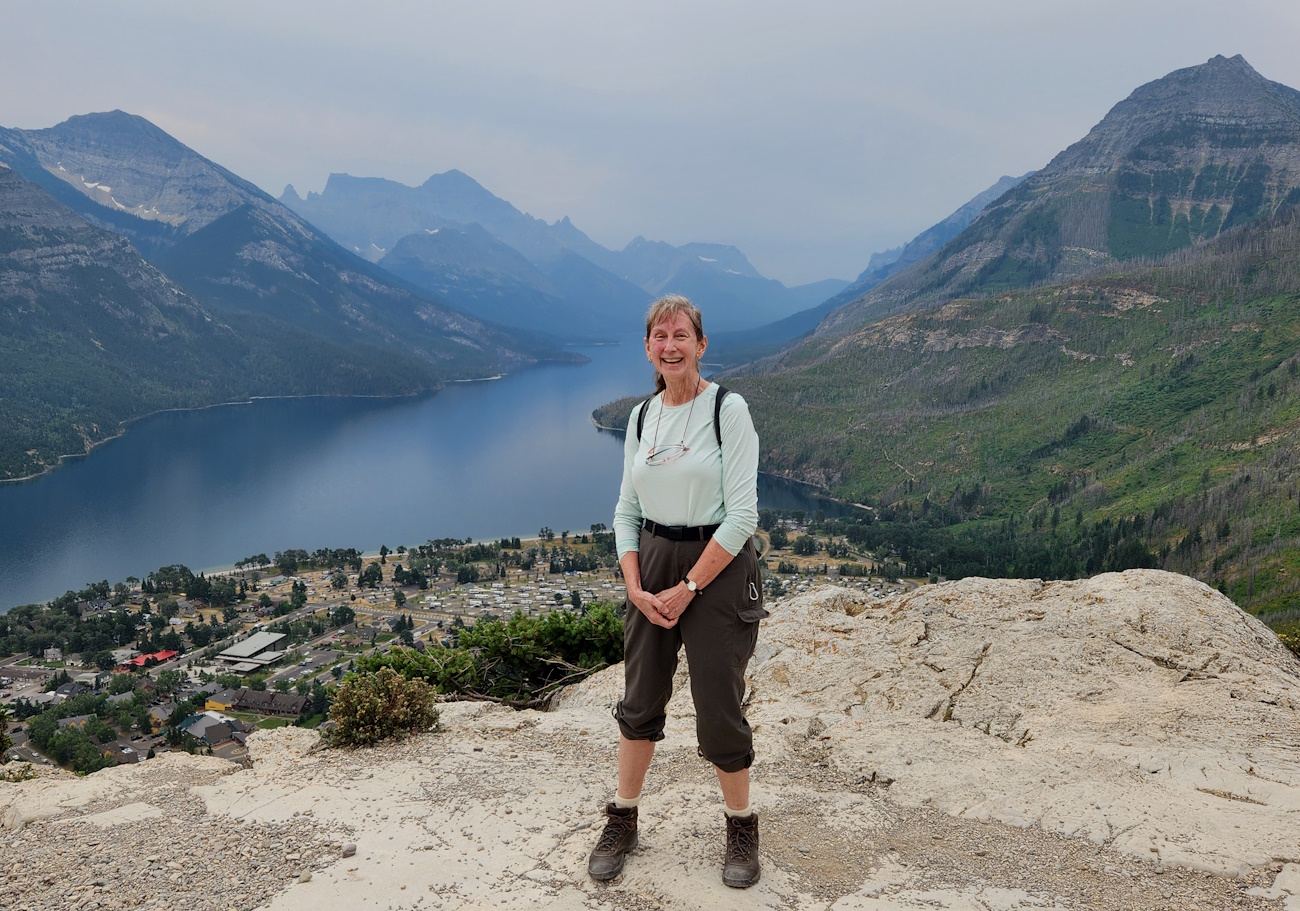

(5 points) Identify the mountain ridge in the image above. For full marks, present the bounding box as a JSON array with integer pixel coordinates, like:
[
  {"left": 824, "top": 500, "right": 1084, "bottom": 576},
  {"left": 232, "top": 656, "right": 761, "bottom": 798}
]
[
  {"left": 281, "top": 170, "right": 841, "bottom": 332},
  {"left": 714, "top": 56, "right": 1300, "bottom": 632},
  {"left": 0, "top": 166, "right": 445, "bottom": 481},
  {"left": 815, "top": 54, "right": 1300, "bottom": 339}
]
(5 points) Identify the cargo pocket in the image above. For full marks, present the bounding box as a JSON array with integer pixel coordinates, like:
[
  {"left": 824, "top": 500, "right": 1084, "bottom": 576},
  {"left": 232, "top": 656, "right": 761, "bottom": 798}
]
[{"left": 737, "top": 542, "right": 769, "bottom": 622}]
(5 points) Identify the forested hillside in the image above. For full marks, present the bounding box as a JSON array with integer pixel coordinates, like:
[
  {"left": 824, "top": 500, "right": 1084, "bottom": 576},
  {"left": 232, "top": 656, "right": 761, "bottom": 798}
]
[
  {"left": 727, "top": 206, "right": 1300, "bottom": 634},
  {"left": 0, "top": 167, "right": 442, "bottom": 480}
]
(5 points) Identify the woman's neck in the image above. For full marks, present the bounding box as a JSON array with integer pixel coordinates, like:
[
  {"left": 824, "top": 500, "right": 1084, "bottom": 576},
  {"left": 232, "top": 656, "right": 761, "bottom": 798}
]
[{"left": 662, "top": 375, "right": 705, "bottom": 407}]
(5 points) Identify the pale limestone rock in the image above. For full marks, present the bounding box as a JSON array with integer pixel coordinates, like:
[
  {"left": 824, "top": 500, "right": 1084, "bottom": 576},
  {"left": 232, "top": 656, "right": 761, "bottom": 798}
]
[
  {"left": 747, "top": 570, "right": 1299, "bottom": 876},
  {"left": 3, "top": 570, "right": 1297, "bottom": 911}
]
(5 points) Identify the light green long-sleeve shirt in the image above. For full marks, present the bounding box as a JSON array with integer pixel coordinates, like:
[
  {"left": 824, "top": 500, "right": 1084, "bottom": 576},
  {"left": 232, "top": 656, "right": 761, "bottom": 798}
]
[{"left": 613, "top": 384, "right": 759, "bottom": 558}]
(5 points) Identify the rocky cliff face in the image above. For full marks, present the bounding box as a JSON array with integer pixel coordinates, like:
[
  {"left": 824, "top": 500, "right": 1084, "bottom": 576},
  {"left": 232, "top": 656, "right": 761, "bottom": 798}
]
[
  {"left": 819, "top": 55, "right": 1300, "bottom": 337},
  {"left": 0, "top": 111, "right": 276, "bottom": 236},
  {"left": 3, "top": 571, "right": 1298, "bottom": 911}
]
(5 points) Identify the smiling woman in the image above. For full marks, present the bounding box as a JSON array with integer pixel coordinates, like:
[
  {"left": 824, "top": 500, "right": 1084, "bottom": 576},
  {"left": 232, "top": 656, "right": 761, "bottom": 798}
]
[{"left": 590, "top": 295, "right": 767, "bottom": 888}]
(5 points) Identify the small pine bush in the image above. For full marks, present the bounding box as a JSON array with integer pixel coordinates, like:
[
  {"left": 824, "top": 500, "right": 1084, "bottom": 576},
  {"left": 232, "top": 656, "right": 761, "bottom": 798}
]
[{"left": 325, "top": 667, "right": 439, "bottom": 747}]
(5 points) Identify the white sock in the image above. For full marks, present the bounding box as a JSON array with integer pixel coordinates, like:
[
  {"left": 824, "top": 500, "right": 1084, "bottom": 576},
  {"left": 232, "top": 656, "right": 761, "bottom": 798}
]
[
  {"left": 613, "top": 794, "right": 640, "bottom": 809},
  {"left": 724, "top": 803, "right": 752, "bottom": 818}
]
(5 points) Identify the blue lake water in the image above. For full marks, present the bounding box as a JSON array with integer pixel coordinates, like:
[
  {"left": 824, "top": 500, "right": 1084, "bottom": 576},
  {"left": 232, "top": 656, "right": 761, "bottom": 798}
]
[{"left": 0, "top": 340, "right": 852, "bottom": 610}]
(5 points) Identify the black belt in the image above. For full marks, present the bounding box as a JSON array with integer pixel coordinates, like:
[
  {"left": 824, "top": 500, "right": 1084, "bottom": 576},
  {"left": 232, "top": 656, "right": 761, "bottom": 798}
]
[{"left": 641, "top": 518, "right": 720, "bottom": 542}]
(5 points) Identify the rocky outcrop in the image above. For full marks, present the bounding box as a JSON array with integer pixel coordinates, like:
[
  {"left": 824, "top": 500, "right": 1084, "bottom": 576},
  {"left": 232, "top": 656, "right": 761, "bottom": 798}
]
[
  {"left": 815, "top": 55, "right": 1300, "bottom": 337},
  {"left": 0, "top": 110, "right": 275, "bottom": 235},
  {"left": 2, "top": 571, "right": 1297, "bottom": 911}
]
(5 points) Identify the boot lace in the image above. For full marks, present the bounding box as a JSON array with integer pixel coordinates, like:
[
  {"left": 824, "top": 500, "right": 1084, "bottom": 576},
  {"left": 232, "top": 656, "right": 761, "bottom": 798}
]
[
  {"left": 726, "top": 820, "right": 758, "bottom": 861},
  {"left": 596, "top": 815, "right": 634, "bottom": 851}
]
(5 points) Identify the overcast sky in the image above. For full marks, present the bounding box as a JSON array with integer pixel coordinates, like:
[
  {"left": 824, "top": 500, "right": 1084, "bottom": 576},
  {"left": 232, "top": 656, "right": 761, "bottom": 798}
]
[{"left": 4, "top": 1, "right": 1300, "bottom": 285}]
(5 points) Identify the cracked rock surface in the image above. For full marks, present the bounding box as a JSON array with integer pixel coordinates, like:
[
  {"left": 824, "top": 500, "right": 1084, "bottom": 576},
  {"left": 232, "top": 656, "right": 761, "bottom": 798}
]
[{"left": 1, "top": 569, "right": 1298, "bottom": 910}]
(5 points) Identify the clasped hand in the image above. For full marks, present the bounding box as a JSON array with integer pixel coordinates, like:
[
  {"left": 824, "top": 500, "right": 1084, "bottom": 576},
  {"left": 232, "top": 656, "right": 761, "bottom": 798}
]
[{"left": 630, "top": 582, "right": 694, "bottom": 628}]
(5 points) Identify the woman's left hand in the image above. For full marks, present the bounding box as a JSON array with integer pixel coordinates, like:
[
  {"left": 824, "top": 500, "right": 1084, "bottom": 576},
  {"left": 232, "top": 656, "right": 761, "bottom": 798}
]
[{"left": 653, "top": 581, "right": 695, "bottom": 622}]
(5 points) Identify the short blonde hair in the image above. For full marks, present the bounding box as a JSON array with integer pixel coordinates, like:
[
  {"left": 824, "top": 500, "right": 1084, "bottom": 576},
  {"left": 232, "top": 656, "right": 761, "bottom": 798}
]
[{"left": 645, "top": 294, "right": 703, "bottom": 341}]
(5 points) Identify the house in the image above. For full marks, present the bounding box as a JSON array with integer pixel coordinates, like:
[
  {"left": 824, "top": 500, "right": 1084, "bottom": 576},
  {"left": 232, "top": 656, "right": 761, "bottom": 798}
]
[
  {"left": 231, "top": 688, "right": 309, "bottom": 717},
  {"left": 106, "top": 691, "right": 135, "bottom": 706},
  {"left": 54, "top": 682, "right": 91, "bottom": 702},
  {"left": 179, "top": 711, "right": 246, "bottom": 744},
  {"left": 73, "top": 670, "right": 110, "bottom": 690},
  {"left": 200, "top": 721, "right": 238, "bottom": 746},
  {"left": 77, "top": 599, "right": 111, "bottom": 619},
  {"left": 57, "top": 714, "right": 95, "bottom": 730},
  {"left": 148, "top": 702, "right": 176, "bottom": 732},
  {"left": 205, "top": 688, "right": 239, "bottom": 712},
  {"left": 101, "top": 742, "right": 143, "bottom": 765},
  {"left": 44, "top": 647, "right": 63, "bottom": 662}
]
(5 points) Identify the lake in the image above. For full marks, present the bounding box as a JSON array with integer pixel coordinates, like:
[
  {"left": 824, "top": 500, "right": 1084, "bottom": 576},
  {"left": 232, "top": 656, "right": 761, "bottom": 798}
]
[{"left": 0, "top": 339, "right": 854, "bottom": 610}]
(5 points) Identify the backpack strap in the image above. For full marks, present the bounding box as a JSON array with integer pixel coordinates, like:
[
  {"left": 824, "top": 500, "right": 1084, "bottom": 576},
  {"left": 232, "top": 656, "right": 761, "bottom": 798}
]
[
  {"left": 635, "top": 385, "right": 730, "bottom": 449},
  {"left": 713, "top": 385, "right": 729, "bottom": 449},
  {"left": 634, "top": 396, "right": 653, "bottom": 442}
]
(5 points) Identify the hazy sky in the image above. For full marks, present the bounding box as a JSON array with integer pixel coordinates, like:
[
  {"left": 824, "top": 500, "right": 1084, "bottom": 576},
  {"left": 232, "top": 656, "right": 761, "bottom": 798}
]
[{"left": 4, "top": 1, "right": 1299, "bottom": 284}]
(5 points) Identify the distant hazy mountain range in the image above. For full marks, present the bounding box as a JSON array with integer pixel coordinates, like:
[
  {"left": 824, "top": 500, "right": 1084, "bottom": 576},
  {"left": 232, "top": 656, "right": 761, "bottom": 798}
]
[
  {"left": 281, "top": 174, "right": 847, "bottom": 333},
  {"left": 0, "top": 113, "right": 574, "bottom": 480},
  {"left": 707, "top": 173, "right": 1032, "bottom": 366},
  {"left": 0, "top": 107, "right": 862, "bottom": 480}
]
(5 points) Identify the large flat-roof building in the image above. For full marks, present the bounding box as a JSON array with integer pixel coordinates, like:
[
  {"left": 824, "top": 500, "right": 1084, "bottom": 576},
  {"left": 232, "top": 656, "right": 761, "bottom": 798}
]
[{"left": 216, "top": 632, "right": 288, "bottom": 672}]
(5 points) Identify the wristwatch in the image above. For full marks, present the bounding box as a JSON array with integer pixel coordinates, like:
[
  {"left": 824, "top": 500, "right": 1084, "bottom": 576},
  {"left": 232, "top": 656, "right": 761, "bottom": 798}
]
[{"left": 685, "top": 577, "right": 701, "bottom": 593}]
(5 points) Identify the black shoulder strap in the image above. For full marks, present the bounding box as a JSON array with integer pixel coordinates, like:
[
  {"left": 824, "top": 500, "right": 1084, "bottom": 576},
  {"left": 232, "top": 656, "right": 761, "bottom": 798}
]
[
  {"left": 636, "top": 386, "right": 729, "bottom": 448},
  {"left": 713, "top": 385, "right": 729, "bottom": 449},
  {"left": 634, "top": 396, "right": 653, "bottom": 442}
]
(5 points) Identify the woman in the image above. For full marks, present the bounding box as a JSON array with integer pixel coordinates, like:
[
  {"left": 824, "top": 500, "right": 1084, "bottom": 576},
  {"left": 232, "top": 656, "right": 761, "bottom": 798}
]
[{"left": 589, "top": 294, "right": 766, "bottom": 888}]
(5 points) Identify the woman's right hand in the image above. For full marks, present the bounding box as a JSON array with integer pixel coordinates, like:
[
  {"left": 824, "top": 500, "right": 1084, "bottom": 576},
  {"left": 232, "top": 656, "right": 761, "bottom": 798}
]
[{"left": 629, "top": 586, "right": 677, "bottom": 629}]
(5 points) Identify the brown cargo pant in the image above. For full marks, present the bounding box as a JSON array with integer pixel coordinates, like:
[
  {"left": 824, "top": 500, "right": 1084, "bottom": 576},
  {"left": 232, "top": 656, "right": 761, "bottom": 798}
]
[{"left": 614, "top": 529, "right": 768, "bottom": 773}]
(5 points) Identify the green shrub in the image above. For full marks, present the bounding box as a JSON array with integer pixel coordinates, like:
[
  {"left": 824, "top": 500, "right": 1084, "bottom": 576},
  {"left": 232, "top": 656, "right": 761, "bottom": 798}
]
[
  {"left": 1, "top": 763, "right": 36, "bottom": 782},
  {"left": 324, "top": 667, "right": 439, "bottom": 747},
  {"left": 1277, "top": 627, "right": 1300, "bottom": 659}
]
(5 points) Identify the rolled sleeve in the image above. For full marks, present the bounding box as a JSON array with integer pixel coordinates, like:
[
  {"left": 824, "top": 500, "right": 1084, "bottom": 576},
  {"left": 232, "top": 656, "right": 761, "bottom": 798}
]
[{"left": 712, "top": 393, "right": 759, "bottom": 556}]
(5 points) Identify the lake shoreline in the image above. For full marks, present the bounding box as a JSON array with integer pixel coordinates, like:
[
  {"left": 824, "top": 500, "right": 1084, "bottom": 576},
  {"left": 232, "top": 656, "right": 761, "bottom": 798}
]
[{"left": 0, "top": 379, "right": 539, "bottom": 487}]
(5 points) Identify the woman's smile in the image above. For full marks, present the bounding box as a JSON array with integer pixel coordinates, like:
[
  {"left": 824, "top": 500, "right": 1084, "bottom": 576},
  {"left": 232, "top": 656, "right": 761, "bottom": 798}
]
[{"left": 646, "top": 312, "right": 705, "bottom": 382}]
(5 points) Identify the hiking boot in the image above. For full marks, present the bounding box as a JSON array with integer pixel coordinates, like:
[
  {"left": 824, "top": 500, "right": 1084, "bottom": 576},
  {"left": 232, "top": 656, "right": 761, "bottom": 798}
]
[
  {"left": 588, "top": 803, "right": 638, "bottom": 881},
  {"left": 723, "top": 812, "right": 760, "bottom": 888}
]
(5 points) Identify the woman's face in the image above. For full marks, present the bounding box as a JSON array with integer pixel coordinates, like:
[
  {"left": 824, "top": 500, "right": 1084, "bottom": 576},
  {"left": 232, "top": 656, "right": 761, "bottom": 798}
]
[{"left": 646, "top": 312, "right": 706, "bottom": 383}]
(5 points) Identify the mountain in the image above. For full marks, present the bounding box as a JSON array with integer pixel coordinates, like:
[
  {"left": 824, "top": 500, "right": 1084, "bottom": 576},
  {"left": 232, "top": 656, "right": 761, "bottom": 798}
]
[
  {"left": 823, "top": 173, "right": 1033, "bottom": 312},
  {"left": 819, "top": 54, "right": 1300, "bottom": 337},
  {"left": 282, "top": 173, "right": 838, "bottom": 333},
  {"left": 716, "top": 56, "right": 1300, "bottom": 631},
  {"left": 0, "top": 111, "right": 565, "bottom": 373},
  {"left": 575, "top": 236, "right": 837, "bottom": 331},
  {"left": 153, "top": 205, "right": 552, "bottom": 371},
  {"left": 283, "top": 170, "right": 573, "bottom": 266},
  {"left": 282, "top": 172, "right": 651, "bottom": 333},
  {"left": 0, "top": 166, "right": 441, "bottom": 481},
  {"left": 0, "top": 111, "right": 277, "bottom": 257},
  {"left": 707, "top": 176, "right": 1031, "bottom": 364},
  {"left": 377, "top": 224, "right": 614, "bottom": 337}
]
